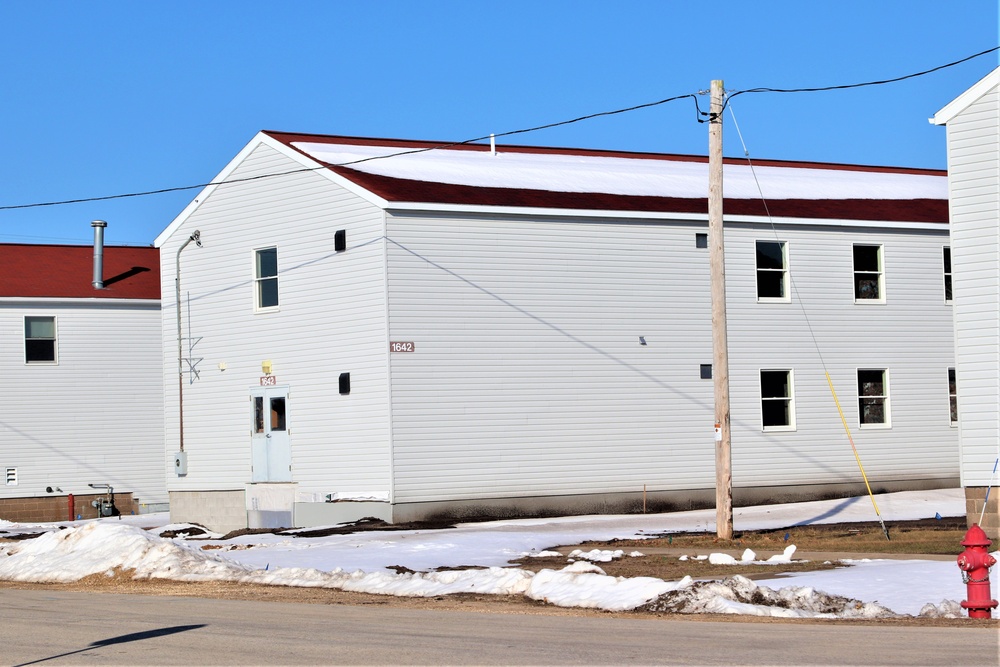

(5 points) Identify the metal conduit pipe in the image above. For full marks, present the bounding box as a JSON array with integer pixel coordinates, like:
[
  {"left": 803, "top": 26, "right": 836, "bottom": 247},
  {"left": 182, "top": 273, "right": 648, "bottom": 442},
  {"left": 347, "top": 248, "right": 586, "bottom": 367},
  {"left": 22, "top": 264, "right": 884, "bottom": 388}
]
[{"left": 175, "top": 231, "right": 202, "bottom": 454}]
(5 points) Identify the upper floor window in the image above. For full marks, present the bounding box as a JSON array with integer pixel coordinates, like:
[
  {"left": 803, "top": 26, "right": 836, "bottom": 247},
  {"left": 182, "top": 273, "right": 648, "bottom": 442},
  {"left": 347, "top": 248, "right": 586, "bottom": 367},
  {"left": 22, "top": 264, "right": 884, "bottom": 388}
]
[
  {"left": 255, "top": 247, "right": 279, "bottom": 310},
  {"left": 760, "top": 369, "right": 795, "bottom": 431},
  {"left": 853, "top": 244, "right": 884, "bottom": 302},
  {"left": 948, "top": 367, "right": 957, "bottom": 425},
  {"left": 858, "top": 368, "right": 890, "bottom": 427},
  {"left": 24, "top": 316, "right": 56, "bottom": 363},
  {"left": 756, "top": 241, "right": 788, "bottom": 301},
  {"left": 943, "top": 247, "right": 952, "bottom": 303}
]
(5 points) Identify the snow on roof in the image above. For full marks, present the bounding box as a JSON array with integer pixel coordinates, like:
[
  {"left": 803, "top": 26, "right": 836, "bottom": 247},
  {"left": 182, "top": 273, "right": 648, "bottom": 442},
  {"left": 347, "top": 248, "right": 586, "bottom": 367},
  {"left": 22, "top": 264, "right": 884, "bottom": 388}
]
[
  {"left": 0, "top": 244, "right": 160, "bottom": 300},
  {"left": 264, "top": 131, "right": 948, "bottom": 224}
]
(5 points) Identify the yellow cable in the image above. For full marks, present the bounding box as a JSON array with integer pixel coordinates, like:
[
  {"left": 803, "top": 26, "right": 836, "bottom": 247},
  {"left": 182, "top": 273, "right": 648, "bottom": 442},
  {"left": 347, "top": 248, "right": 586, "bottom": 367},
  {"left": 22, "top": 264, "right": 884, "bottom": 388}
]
[{"left": 825, "top": 372, "right": 884, "bottom": 518}]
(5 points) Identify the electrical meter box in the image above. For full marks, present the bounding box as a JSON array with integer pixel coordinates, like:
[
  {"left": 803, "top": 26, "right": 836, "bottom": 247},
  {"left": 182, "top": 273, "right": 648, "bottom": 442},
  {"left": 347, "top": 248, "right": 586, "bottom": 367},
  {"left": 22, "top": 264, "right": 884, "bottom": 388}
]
[{"left": 174, "top": 451, "right": 188, "bottom": 476}]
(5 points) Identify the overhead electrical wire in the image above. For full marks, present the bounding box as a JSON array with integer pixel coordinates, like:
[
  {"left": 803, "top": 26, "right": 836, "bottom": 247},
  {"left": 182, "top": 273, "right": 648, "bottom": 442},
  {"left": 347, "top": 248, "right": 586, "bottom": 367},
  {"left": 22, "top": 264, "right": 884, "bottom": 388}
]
[
  {"left": 722, "top": 45, "right": 1000, "bottom": 111},
  {"left": 0, "top": 46, "right": 996, "bottom": 214}
]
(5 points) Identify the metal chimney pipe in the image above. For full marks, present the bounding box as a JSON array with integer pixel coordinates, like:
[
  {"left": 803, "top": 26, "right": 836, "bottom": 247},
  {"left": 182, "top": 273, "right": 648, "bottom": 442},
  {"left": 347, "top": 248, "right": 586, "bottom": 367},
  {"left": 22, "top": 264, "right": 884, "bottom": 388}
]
[{"left": 91, "top": 220, "right": 108, "bottom": 289}]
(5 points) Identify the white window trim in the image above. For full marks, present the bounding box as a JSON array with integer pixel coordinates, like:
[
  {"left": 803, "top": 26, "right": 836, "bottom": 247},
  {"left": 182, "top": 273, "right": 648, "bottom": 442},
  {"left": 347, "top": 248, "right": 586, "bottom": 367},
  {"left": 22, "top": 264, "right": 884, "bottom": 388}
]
[
  {"left": 760, "top": 368, "right": 796, "bottom": 432},
  {"left": 24, "top": 315, "right": 58, "bottom": 365},
  {"left": 253, "top": 246, "right": 280, "bottom": 313},
  {"left": 853, "top": 244, "right": 886, "bottom": 304},
  {"left": 755, "top": 240, "right": 791, "bottom": 303},
  {"left": 948, "top": 366, "right": 958, "bottom": 427},
  {"left": 857, "top": 367, "right": 891, "bottom": 429},
  {"left": 943, "top": 246, "right": 953, "bottom": 305}
]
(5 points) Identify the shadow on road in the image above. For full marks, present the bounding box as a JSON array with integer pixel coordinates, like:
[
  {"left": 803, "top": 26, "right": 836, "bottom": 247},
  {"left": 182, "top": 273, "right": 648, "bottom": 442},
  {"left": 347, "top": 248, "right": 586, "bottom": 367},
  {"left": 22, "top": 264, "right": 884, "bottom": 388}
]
[{"left": 14, "top": 624, "right": 207, "bottom": 666}]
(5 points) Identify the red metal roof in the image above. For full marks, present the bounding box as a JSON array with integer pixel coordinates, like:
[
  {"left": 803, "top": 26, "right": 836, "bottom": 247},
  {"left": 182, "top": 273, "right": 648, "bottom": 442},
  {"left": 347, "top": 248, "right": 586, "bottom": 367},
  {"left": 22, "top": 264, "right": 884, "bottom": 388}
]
[
  {"left": 330, "top": 166, "right": 948, "bottom": 223},
  {"left": 263, "top": 131, "right": 948, "bottom": 224},
  {"left": 0, "top": 244, "right": 160, "bottom": 300}
]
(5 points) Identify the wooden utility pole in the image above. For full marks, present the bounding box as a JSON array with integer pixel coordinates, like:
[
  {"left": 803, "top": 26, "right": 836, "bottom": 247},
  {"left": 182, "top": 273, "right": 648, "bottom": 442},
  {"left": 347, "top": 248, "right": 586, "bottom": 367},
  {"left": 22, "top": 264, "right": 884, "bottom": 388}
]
[{"left": 709, "top": 79, "right": 733, "bottom": 540}]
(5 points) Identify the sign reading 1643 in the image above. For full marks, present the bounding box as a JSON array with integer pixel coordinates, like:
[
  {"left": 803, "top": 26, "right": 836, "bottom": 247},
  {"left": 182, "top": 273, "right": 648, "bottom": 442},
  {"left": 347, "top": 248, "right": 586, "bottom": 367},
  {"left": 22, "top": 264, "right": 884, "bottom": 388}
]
[{"left": 390, "top": 341, "right": 415, "bottom": 353}]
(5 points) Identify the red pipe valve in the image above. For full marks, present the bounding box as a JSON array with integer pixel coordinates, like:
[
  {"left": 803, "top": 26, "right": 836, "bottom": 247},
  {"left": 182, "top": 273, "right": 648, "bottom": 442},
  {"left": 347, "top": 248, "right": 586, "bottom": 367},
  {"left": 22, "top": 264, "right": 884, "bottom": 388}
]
[{"left": 957, "top": 523, "right": 998, "bottom": 619}]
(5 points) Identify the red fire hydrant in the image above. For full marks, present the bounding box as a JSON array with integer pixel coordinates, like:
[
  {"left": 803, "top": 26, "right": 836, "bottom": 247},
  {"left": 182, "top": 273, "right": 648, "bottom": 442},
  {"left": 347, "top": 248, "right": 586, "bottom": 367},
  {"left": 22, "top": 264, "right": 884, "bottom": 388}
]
[{"left": 957, "top": 523, "right": 998, "bottom": 619}]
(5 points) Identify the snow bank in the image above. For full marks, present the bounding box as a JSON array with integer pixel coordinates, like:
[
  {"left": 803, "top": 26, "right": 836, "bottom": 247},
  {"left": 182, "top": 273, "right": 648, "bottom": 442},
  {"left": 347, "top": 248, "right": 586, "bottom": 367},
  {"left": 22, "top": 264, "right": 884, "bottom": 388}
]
[
  {"left": 643, "top": 575, "right": 897, "bottom": 619},
  {"left": 0, "top": 523, "right": 252, "bottom": 583},
  {"left": 526, "top": 561, "right": 687, "bottom": 612}
]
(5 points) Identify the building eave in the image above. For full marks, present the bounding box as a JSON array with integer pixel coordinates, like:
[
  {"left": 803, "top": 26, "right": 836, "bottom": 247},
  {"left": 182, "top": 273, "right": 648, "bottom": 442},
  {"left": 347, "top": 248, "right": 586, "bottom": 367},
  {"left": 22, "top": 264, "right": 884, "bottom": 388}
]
[{"left": 931, "top": 66, "right": 1000, "bottom": 126}]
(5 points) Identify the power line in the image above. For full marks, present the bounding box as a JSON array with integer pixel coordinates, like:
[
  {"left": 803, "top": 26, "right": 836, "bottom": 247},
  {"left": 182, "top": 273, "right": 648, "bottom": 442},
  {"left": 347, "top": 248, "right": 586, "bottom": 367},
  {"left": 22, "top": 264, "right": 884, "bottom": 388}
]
[
  {"left": 0, "top": 94, "right": 705, "bottom": 213},
  {"left": 722, "top": 46, "right": 1000, "bottom": 110},
  {"left": 1, "top": 46, "right": 996, "bottom": 214}
]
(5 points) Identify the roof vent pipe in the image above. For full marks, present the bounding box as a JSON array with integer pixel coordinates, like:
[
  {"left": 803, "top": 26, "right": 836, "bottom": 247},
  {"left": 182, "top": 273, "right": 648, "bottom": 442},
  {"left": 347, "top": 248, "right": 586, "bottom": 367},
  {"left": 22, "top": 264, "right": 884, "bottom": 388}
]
[{"left": 91, "top": 220, "right": 108, "bottom": 289}]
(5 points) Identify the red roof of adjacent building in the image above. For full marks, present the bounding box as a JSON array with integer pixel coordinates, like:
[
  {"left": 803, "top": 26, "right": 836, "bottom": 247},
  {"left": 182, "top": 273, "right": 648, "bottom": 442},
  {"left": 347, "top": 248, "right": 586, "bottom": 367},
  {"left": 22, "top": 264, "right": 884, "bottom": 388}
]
[{"left": 0, "top": 244, "right": 160, "bottom": 300}]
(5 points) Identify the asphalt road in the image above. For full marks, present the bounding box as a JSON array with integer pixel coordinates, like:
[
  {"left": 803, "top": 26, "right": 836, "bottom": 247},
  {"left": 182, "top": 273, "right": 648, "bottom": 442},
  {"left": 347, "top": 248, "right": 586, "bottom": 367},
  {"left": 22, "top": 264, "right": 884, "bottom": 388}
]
[{"left": 1, "top": 589, "right": 997, "bottom": 666}]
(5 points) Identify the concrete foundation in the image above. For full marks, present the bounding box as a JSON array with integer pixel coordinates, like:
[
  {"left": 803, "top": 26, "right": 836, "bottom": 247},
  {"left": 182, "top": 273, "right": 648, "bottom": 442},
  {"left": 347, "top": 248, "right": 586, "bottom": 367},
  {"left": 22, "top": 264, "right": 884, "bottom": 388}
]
[
  {"left": 169, "top": 490, "right": 247, "bottom": 534},
  {"left": 389, "top": 477, "right": 959, "bottom": 524},
  {"left": 169, "top": 476, "right": 960, "bottom": 532},
  {"left": 294, "top": 501, "right": 392, "bottom": 527},
  {"left": 964, "top": 486, "right": 1000, "bottom": 539}
]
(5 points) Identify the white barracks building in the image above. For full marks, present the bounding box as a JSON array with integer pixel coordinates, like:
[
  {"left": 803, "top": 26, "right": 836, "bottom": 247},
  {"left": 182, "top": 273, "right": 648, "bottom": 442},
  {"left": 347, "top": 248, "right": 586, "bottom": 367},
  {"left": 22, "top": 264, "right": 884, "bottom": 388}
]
[{"left": 156, "top": 132, "right": 957, "bottom": 532}]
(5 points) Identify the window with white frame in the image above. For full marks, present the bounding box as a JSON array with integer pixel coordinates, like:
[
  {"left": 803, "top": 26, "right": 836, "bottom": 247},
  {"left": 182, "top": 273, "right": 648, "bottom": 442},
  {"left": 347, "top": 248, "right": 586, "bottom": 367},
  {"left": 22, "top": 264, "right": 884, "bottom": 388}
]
[
  {"left": 760, "top": 369, "right": 795, "bottom": 430},
  {"left": 255, "top": 247, "right": 279, "bottom": 310},
  {"left": 943, "top": 247, "right": 952, "bottom": 303},
  {"left": 858, "top": 369, "right": 889, "bottom": 426},
  {"left": 756, "top": 241, "right": 789, "bottom": 301},
  {"left": 853, "top": 244, "right": 884, "bottom": 302},
  {"left": 948, "top": 367, "right": 957, "bottom": 425},
  {"left": 24, "top": 316, "right": 56, "bottom": 363}
]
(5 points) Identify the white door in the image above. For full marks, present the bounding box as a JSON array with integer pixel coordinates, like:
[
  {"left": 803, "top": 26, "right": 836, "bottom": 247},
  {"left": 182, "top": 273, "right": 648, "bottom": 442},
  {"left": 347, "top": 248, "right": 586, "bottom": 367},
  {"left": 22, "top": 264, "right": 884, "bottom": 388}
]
[{"left": 250, "top": 386, "right": 291, "bottom": 482}]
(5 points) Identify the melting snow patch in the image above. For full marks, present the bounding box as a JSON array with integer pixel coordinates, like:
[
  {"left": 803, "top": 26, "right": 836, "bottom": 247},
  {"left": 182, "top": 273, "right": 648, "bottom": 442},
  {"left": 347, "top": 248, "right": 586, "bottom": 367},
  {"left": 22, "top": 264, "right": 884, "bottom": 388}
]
[
  {"left": 641, "top": 575, "right": 898, "bottom": 618},
  {"left": 568, "top": 549, "right": 625, "bottom": 562},
  {"left": 526, "top": 561, "right": 688, "bottom": 611},
  {"left": 692, "top": 545, "right": 798, "bottom": 566},
  {"left": 523, "top": 550, "right": 563, "bottom": 558},
  {"left": 917, "top": 600, "right": 965, "bottom": 618}
]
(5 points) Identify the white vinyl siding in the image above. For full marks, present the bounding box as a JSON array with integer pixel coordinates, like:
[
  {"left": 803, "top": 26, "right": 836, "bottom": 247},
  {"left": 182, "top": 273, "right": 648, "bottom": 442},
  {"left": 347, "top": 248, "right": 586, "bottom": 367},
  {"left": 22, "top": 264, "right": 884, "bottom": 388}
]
[
  {"left": 726, "top": 224, "right": 954, "bottom": 486},
  {"left": 0, "top": 301, "right": 165, "bottom": 504},
  {"left": 943, "top": 74, "right": 1000, "bottom": 486},
  {"left": 386, "top": 213, "right": 714, "bottom": 503},
  {"left": 160, "top": 142, "right": 392, "bottom": 498},
  {"left": 386, "top": 213, "right": 956, "bottom": 502}
]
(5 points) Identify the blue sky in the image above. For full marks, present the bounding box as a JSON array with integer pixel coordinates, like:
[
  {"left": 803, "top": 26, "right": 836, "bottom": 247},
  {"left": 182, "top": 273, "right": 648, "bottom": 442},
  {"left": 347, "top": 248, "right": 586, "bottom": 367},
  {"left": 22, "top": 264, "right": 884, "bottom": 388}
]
[{"left": 0, "top": 1, "right": 997, "bottom": 246}]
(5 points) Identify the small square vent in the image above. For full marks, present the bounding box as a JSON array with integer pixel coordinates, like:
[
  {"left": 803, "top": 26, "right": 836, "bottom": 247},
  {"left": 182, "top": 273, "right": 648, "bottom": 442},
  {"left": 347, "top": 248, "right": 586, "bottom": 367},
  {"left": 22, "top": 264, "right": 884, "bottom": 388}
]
[{"left": 5, "top": 467, "right": 18, "bottom": 486}]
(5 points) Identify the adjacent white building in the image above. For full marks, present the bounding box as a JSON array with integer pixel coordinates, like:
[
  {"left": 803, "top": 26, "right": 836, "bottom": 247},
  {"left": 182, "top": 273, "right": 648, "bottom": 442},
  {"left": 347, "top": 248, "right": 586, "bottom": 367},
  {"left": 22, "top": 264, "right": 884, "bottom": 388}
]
[
  {"left": 933, "top": 66, "right": 1000, "bottom": 534},
  {"left": 0, "top": 237, "right": 164, "bottom": 521},
  {"left": 156, "top": 132, "right": 958, "bottom": 532}
]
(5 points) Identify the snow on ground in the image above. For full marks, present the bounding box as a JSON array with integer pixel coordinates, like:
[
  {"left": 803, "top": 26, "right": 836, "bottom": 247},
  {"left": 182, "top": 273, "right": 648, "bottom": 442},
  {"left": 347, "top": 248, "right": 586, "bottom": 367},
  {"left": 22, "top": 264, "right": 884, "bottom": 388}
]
[{"left": 0, "top": 488, "right": 995, "bottom": 619}]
